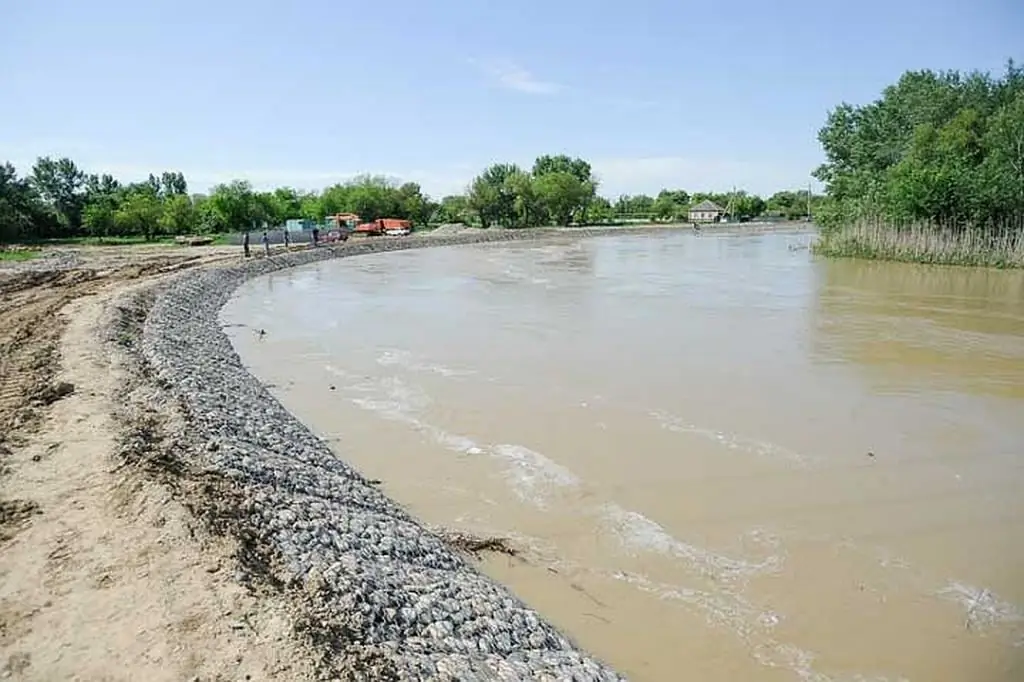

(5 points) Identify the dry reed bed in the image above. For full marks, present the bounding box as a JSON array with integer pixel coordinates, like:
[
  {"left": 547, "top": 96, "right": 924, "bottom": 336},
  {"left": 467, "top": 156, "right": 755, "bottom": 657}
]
[{"left": 814, "top": 219, "right": 1024, "bottom": 268}]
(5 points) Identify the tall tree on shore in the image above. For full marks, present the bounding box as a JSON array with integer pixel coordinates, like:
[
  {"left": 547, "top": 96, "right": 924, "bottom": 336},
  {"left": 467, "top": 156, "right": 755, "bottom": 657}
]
[
  {"left": 468, "top": 163, "right": 521, "bottom": 228},
  {"left": 814, "top": 59, "right": 1024, "bottom": 228},
  {"left": 30, "top": 156, "right": 88, "bottom": 234},
  {"left": 0, "top": 163, "right": 48, "bottom": 241},
  {"left": 532, "top": 154, "right": 597, "bottom": 225}
]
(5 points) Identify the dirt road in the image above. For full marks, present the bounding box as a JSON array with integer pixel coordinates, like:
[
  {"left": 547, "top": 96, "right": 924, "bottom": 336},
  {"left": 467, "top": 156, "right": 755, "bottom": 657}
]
[{"left": 0, "top": 245, "right": 320, "bottom": 681}]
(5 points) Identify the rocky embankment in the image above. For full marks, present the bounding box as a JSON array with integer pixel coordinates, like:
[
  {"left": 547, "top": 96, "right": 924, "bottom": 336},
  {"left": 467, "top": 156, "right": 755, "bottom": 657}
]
[{"left": 133, "top": 231, "right": 631, "bottom": 680}]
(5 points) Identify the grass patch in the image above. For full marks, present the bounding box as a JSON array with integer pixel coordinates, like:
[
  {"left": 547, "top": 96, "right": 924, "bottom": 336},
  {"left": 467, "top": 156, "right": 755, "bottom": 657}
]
[
  {"left": 206, "top": 233, "right": 232, "bottom": 246},
  {"left": 59, "top": 235, "right": 177, "bottom": 246},
  {"left": 13, "top": 233, "right": 235, "bottom": 248},
  {"left": 813, "top": 218, "right": 1024, "bottom": 268},
  {"left": 0, "top": 250, "right": 39, "bottom": 262}
]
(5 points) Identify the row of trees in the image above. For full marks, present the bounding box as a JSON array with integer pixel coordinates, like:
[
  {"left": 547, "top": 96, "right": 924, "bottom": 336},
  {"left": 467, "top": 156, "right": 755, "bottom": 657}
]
[
  {"left": 1, "top": 153, "right": 813, "bottom": 243},
  {"left": 814, "top": 59, "right": 1024, "bottom": 229},
  {"left": 0, "top": 159, "right": 439, "bottom": 242}
]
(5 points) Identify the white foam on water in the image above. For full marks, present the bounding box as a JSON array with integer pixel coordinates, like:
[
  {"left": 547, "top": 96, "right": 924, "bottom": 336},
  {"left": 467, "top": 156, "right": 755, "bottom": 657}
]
[
  {"left": 599, "top": 565, "right": 903, "bottom": 682},
  {"left": 794, "top": 534, "right": 1024, "bottom": 654},
  {"left": 327, "top": 367, "right": 578, "bottom": 507},
  {"left": 650, "top": 409, "right": 810, "bottom": 465},
  {"left": 600, "top": 503, "right": 784, "bottom": 584},
  {"left": 938, "top": 582, "right": 1024, "bottom": 632},
  {"left": 323, "top": 363, "right": 350, "bottom": 379},
  {"left": 321, "top": 367, "right": 911, "bottom": 680},
  {"left": 348, "top": 376, "right": 431, "bottom": 420},
  {"left": 376, "top": 348, "right": 476, "bottom": 378},
  {"left": 425, "top": 427, "right": 483, "bottom": 455},
  {"left": 750, "top": 643, "right": 908, "bottom": 682},
  {"left": 490, "top": 444, "right": 580, "bottom": 507}
]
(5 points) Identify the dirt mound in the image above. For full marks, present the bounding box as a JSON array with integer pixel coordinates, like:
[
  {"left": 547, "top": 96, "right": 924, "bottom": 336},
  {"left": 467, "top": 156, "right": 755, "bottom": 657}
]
[{"left": 429, "top": 222, "right": 492, "bottom": 236}]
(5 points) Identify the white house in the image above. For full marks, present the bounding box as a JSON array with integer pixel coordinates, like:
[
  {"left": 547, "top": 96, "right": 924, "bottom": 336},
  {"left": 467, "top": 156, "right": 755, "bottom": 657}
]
[{"left": 688, "top": 200, "right": 726, "bottom": 223}]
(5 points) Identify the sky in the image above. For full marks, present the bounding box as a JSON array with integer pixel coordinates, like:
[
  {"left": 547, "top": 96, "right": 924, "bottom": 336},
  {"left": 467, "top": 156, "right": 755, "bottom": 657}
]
[{"left": 1, "top": 0, "right": 1021, "bottom": 200}]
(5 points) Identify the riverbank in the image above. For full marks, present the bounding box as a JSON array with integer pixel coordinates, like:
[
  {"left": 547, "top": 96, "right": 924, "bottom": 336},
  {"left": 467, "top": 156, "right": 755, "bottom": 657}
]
[
  {"left": 813, "top": 219, "right": 1024, "bottom": 268},
  {"left": 0, "top": 230, "right": 644, "bottom": 680},
  {"left": 134, "top": 228, "right": 678, "bottom": 678},
  {"left": 0, "top": 246, "right": 325, "bottom": 680},
  {"left": 0, "top": 223, "right": 812, "bottom": 679}
]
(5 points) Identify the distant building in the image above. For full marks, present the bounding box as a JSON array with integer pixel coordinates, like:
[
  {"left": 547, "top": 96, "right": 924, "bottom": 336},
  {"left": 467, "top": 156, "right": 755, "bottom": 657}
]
[
  {"left": 688, "top": 200, "right": 726, "bottom": 223},
  {"left": 285, "top": 218, "right": 315, "bottom": 232}
]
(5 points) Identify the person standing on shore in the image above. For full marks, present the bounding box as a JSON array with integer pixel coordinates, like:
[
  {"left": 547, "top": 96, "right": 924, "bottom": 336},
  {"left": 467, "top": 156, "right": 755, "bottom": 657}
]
[
  {"left": 283, "top": 228, "right": 290, "bottom": 250},
  {"left": 312, "top": 226, "right": 320, "bottom": 247},
  {"left": 242, "top": 231, "right": 251, "bottom": 258},
  {"left": 261, "top": 230, "right": 271, "bottom": 256}
]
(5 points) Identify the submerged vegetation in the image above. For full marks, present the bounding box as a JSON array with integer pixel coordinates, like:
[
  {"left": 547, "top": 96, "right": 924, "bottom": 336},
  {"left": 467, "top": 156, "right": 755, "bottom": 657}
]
[
  {"left": 814, "top": 59, "right": 1024, "bottom": 266},
  {"left": 814, "top": 217, "right": 1024, "bottom": 268}
]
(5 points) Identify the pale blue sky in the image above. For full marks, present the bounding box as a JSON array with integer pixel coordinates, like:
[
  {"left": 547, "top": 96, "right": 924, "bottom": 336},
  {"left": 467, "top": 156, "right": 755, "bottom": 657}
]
[{"left": 1, "top": 0, "right": 1020, "bottom": 199}]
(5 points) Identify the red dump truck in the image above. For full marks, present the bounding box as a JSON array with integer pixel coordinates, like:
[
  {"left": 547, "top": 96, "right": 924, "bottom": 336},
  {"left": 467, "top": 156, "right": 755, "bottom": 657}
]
[{"left": 354, "top": 218, "right": 412, "bottom": 237}]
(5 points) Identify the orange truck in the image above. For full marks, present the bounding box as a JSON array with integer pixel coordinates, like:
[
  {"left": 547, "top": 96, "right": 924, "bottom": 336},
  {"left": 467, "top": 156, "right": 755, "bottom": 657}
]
[
  {"left": 323, "top": 213, "right": 359, "bottom": 242},
  {"left": 354, "top": 218, "right": 412, "bottom": 237}
]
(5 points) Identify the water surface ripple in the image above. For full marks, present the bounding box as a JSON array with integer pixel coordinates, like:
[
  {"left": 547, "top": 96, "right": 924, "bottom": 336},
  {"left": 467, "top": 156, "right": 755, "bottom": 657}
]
[{"left": 224, "top": 231, "right": 1024, "bottom": 682}]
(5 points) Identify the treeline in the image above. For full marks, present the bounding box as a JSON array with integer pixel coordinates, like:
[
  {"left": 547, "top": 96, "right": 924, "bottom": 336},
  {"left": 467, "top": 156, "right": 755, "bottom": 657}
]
[
  {"left": 814, "top": 59, "right": 1024, "bottom": 230},
  {"left": 1, "top": 152, "right": 812, "bottom": 243},
  {"left": 0, "top": 159, "right": 438, "bottom": 242},
  {"left": 442, "top": 155, "right": 817, "bottom": 227}
]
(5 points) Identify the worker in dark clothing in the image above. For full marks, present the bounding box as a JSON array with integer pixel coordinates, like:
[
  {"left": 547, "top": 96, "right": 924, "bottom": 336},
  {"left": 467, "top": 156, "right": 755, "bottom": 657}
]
[
  {"left": 242, "top": 231, "right": 251, "bottom": 258},
  {"left": 312, "top": 227, "right": 320, "bottom": 247},
  {"left": 261, "top": 230, "right": 271, "bottom": 256},
  {"left": 283, "top": 228, "right": 290, "bottom": 249}
]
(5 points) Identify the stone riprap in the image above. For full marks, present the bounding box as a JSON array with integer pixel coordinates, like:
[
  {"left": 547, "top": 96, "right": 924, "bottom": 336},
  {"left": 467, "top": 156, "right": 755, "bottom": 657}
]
[{"left": 140, "top": 230, "right": 640, "bottom": 680}]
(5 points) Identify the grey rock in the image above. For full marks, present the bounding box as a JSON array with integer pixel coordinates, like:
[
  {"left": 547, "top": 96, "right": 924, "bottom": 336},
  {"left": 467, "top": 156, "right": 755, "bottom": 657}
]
[{"left": 133, "top": 231, "right": 635, "bottom": 679}]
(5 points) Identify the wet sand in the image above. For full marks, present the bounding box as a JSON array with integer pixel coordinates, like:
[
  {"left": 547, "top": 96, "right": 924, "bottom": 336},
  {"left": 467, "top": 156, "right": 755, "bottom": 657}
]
[{"left": 225, "top": 231, "right": 1024, "bottom": 681}]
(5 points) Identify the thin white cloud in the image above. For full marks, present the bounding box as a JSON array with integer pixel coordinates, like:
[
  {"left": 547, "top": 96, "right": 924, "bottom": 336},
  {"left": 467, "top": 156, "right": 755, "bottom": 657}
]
[{"left": 471, "top": 58, "right": 561, "bottom": 95}]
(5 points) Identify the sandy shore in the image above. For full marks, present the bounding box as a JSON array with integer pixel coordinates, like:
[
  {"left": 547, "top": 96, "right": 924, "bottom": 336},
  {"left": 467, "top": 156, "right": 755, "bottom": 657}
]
[{"left": 0, "top": 225, "right": 807, "bottom": 680}]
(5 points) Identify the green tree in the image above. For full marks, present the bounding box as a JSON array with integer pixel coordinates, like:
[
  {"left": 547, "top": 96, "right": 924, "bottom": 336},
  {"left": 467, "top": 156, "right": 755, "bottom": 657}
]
[
  {"left": 207, "top": 180, "right": 259, "bottom": 231},
  {"left": 730, "top": 192, "right": 767, "bottom": 220},
  {"left": 159, "top": 194, "right": 199, "bottom": 235},
  {"left": 814, "top": 59, "right": 1024, "bottom": 229},
  {"left": 82, "top": 199, "right": 118, "bottom": 237},
  {"left": 396, "top": 181, "right": 431, "bottom": 224},
  {"left": 534, "top": 171, "right": 589, "bottom": 226},
  {"left": 0, "top": 163, "right": 49, "bottom": 241},
  {"left": 584, "top": 196, "right": 613, "bottom": 224},
  {"left": 652, "top": 190, "right": 690, "bottom": 221},
  {"left": 468, "top": 163, "right": 521, "bottom": 227},
  {"left": 298, "top": 191, "right": 325, "bottom": 221},
  {"left": 271, "top": 187, "right": 303, "bottom": 220},
  {"left": 532, "top": 155, "right": 593, "bottom": 184},
  {"left": 114, "top": 191, "right": 163, "bottom": 239},
  {"left": 345, "top": 176, "right": 401, "bottom": 222},
  {"left": 433, "top": 195, "right": 470, "bottom": 224},
  {"left": 30, "top": 156, "right": 88, "bottom": 235},
  {"left": 532, "top": 155, "right": 596, "bottom": 224},
  {"left": 977, "top": 90, "right": 1024, "bottom": 218},
  {"left": 505, "top": 169, "right": 545, "bottom": 228},
  {"left": 159, "top": 172, "right": 188, "bottom": 197},
  {"left": 613, "top": 194, "right": 654, "bottom": 219}
]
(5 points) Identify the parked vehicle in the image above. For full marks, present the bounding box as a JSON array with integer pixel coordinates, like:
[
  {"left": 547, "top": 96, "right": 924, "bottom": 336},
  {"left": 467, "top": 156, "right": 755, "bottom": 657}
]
[
  {"left": 353, "top": 218, "right": 412, "bottom": 237},
  {"left": 323, "top": 213, "right": 358, "bottom": 241}
]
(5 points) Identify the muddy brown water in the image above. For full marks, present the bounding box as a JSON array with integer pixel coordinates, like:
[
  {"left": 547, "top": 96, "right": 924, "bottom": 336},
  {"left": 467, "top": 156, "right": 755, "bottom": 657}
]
[{"left": 223, "top": 231, "right": 1024, "bottom": 681}]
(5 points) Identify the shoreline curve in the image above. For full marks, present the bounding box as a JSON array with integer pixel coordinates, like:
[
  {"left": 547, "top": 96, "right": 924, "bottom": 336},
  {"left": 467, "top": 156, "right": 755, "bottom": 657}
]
[{"left": 135, "top": 229, "right": 656, "bottom": 680}]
